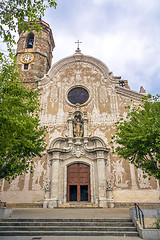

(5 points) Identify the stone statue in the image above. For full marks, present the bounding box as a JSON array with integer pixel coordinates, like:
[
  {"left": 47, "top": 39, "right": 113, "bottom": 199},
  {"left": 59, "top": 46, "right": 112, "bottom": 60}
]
[{"left": 73, "top": 115, "right": 83, "bottom": 137}]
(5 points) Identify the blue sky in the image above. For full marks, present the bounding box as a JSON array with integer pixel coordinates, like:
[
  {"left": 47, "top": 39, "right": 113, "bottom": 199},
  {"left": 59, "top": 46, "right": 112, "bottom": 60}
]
[{"left": 42, "top": 0, "right": 160, "bottom": 95}]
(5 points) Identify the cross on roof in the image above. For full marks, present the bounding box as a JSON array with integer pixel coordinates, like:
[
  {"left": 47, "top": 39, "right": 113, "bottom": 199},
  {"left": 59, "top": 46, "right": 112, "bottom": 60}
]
[{"left": 75, "top": 40, "right": 82, "bottom": 53}]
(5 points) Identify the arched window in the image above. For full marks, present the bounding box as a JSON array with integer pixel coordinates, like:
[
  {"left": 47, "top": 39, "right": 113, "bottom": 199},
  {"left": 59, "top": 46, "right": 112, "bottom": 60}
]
[{"left": 26, "top": 33, "right": 34, "bottom": 48}]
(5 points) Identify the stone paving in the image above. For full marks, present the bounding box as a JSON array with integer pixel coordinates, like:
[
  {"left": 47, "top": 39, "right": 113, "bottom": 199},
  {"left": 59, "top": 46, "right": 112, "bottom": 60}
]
[
  {"left": 10, "top": 208, "right": 131, "bottom": 219},
  {"left": 0, "top": 236, "right": 142, "bottom": 240}
]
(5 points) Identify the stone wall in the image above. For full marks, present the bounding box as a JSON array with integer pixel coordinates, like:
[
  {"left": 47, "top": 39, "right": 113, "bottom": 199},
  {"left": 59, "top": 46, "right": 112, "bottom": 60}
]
[{"left": 16, "top": 20, "right": 55, "bottom": 88}]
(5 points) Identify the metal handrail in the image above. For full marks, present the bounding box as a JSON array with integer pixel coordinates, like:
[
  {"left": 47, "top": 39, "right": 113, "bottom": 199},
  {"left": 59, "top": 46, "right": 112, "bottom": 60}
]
[
  {"left": 134, "top": 203, "right": 145, "bottom": 229},
  {"left": 0, "top": 201, "right": 6, "bottom": 208}
]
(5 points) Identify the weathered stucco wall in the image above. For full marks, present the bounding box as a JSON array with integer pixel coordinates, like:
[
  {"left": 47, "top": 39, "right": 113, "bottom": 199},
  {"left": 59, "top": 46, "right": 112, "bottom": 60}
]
[{"left": 0, "top": 51, "right": 159, "bottom": 205}]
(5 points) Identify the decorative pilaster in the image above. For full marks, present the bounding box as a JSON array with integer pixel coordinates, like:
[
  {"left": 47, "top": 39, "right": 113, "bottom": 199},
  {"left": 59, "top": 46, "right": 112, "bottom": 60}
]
[
  {"left": 106, "top": 179, "right": 114, "bottom": 208},
  {"left": 106, "top": 153, "right": 114, "bottom": 208},
  {"left": 67, "top": 112, "right": 73, "bottom": 145},
  {"left": 43, "top": 180, "right": 51, "bottom": 208},
  {"left": 83, "top": 111, "right": 88, "bottom": 144},
  {"left": 48, "top": 152, "right": 60, "bottom": 208},
  {"left": 129, "top": 163, "right": 138, "bottom": 190},
  {"left": 97, "top": 151, "right": 108, "bottom": 207}
]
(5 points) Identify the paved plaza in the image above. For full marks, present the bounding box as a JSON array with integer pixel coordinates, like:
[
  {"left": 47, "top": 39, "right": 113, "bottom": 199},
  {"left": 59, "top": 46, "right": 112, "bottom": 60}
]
[{"left": 10, "top": 208, "right": 130, "bottom": 219}]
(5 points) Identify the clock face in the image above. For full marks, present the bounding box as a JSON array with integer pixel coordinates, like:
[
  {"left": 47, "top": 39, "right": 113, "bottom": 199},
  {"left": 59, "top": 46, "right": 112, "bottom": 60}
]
[{"left": 20, "top": 53, "right": 34, "bottom": 64}]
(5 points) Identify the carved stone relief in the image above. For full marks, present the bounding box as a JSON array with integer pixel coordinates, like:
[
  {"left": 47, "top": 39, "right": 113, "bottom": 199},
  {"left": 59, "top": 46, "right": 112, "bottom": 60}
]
[
  {"left": 72, "top": 145, "right": 85, "bottom": 158},
  {"left": 112, "top": 160, "right": 129, "bottom": 188},
  {"left": 106, "top": 179, "right": 113, "bottom": 191},
  {"left": 137, "top": 169, "right": 151, "bottom": 189},
  {"left": 44, "top": 180, "right": 51, "bottom": 191},
  {"left": 32, "top": 161, "right": 46, "bottom": 190}
]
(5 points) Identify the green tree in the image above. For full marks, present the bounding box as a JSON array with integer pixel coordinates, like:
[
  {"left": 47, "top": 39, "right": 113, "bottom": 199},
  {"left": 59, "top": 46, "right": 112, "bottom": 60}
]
[
  {"left": 0, "top": 0, "right": 57, "bottom": 48},
  {"left": 0, "top": 0, "right": 57, "bottom": 180},
  {"left": 111, "top": 95, "right": 160, "bottom": 180},
  {"left": 0, "top": 57, "right": 47, "bottom": 180}
]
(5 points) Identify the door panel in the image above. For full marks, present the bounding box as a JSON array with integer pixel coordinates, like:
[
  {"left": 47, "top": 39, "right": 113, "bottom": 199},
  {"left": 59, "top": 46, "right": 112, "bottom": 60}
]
[{"left": 67, "top": 163, "right": 91, "bottom": 202}]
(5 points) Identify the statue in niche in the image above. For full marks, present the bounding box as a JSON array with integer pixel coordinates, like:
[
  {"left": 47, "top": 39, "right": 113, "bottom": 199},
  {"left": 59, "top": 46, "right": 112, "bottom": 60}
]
[{"left": 73, "top": 114, "right": 83, "bottom": 137}]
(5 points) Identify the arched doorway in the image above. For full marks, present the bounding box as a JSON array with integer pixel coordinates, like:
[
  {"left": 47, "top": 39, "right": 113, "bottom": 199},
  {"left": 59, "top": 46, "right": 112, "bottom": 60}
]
[{"left": 67, "top": 163, "right": 91, "bottom": 202}]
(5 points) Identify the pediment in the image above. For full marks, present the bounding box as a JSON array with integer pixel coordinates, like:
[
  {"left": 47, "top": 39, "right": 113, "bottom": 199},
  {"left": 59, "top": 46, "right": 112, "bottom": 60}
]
[{"left": 38, "top": 52, "right": 121, "bottom": 87}]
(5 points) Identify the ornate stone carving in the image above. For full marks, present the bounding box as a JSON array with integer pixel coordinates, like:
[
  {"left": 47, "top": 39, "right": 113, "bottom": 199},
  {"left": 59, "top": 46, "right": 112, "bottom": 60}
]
[
  {"left": 112, "top": 160, "right": 129, "bottom": 188},
  {"left": 32, "top": 161, "right": 46, "bottom": 190},
  {"left": 106, "top": 179, "right": 113, "bottom": 191},
  {"left": 72, "top": 144, "right": 85, "bottom": 158},
  {"left": 44, "top": 180, "right": 51, "bottom": 191}
]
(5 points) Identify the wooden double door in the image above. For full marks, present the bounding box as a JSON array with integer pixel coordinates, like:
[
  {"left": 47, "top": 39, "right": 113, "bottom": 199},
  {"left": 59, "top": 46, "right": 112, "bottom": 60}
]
[{"left": 67, "top": 163, "right": 91, "bottom": 202}]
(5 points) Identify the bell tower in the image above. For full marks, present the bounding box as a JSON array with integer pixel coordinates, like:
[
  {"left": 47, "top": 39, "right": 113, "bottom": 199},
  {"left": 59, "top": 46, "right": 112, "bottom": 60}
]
[{"left": 16, "top": 20, "right": 55, "bottom": 88}]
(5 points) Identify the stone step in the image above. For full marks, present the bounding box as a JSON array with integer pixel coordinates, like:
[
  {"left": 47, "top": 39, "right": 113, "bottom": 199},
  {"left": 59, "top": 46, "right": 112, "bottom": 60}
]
[
  {"left": 59, "top": 202, "right": 99, "bottom": 208},
  {"left": 1, "top": 218, "right": 132, "bottom": 222},
  {"left": 0, "top": 226, "right": 137, "bottom": 231},
  {"left": 0, "top": 218, "right": 138, "bottom": 237},
  {"left": 0, "top": 231, "right": 139, "bottom": 237},
  {"left": 0, "top": 221, "right": 134, "bottom": 226}
]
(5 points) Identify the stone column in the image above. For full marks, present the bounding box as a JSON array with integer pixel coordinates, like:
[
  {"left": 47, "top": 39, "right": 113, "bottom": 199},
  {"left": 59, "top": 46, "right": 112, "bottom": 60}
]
[
  {"left": 48, "top": 152, "right": 60, "bottom": 208},
  {"left": 106, "top": 153, "right": 114, "bottom": 208},
  {"left": 97, "top": 151, "right": 108, "bottom": 207},
  {"left": 67, "top": 112, "right": 73, "bottom": 144},
  {"left": 83, "top": 111, "right": 88, "bottom": 138}
]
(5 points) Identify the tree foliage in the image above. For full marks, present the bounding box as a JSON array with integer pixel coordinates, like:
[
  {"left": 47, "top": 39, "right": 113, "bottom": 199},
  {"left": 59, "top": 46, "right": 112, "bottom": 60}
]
[
  {"left": 0, "top": 57, "right": 46, "bottom": 181},
  {"left": 111, "top": 95, "right": 160, "bottom": 180},
  {"left": 0, "top": 1, "right": 57, "bottom": 180},
  {"left": 0, "top": 0, "right": 57, "bottom": 48}
]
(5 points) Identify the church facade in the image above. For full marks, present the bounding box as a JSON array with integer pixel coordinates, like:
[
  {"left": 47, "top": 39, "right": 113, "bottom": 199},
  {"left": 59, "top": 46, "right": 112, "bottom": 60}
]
[{"left": 0, "top": 20, "right": 159, "bottom": 208}]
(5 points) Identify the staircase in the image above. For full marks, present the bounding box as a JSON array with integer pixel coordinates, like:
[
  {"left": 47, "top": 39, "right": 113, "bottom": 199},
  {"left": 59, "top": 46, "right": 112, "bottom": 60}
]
[
  {"left": 58, "top": 202, "right": 99, "bottom": 208},
  {"left": 0, "top": 218, "right": 139, "bottom": 237}
]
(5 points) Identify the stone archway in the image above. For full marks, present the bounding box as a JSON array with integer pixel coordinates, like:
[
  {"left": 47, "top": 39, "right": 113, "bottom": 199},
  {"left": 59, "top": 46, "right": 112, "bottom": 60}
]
[{"left": 67, "top": 163, "right": 91, "bottom": 202}]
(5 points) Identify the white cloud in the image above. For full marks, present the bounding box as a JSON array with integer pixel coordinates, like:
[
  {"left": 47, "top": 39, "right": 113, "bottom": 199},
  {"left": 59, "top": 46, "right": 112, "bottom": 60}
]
[{"left": 45, "top": 0, "right": 160, "bottom": 94}]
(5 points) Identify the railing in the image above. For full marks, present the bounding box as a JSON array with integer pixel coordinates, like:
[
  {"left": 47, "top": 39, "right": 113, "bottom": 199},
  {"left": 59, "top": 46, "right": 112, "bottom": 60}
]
[
  {"left": 134, "top": 202, "right": 145, "bottom": 229},
  {"left": 0, "top": 200, "right": 6, "bottom": 208}
]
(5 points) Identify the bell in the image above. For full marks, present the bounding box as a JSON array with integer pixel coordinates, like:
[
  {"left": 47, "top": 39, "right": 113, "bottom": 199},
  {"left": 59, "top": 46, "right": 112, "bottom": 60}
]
[{"left": 27, "top": 39, "right": 33, "bottom": 48}]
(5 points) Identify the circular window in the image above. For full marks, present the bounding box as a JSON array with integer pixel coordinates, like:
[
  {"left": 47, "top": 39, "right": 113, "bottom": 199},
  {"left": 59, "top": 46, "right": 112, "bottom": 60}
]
[{"left": 68, "top": 87, "right": 89, "bottom": 105}]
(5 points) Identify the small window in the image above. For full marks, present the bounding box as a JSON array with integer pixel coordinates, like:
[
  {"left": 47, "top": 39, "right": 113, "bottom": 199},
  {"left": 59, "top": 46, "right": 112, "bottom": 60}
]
[
  {"left": 26, "top": 33, "right": 34, "bottom": 49},
  {"left": 24, "top": 64, "right": 28, "bottom": 70}
]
